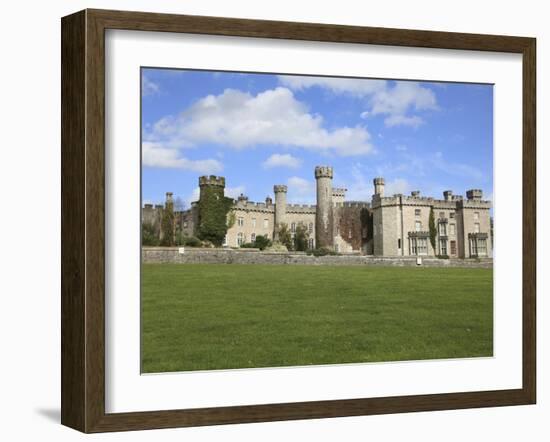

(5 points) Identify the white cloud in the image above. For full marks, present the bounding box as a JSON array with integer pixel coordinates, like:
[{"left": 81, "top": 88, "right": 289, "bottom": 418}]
[
  {"left": 370, "top": 82, "right": 438, "bottom": 119},
  {"left": 345, "top": 164, "right": 411, "bottom": 200},
  {"left": 142, "top": 142, "right": 223, "bottom": 174},
  {"left": 384, "top": 115, "right": 424, "bottom": 128},
  {"left": 262, "top": 153, "right": 302, "bottom": 169},
  {"left": 144, "top": 87, "right": 374, "bottom": 156},
  {"left": 278, "top": 75, "right": 386, "bottom": 97},
  {"left": 225, "top": 185, "right": 247, "bottom": 199},
  {"left": 431, "top": 151, "right": 484, "bottom": 180},
  {"left": 142, "top": 75, "right": 160, "bottom": 96},
  {"left": 279, "top": 76, "right": 438, "bottom": 128},
  {"left": 385, "top": 178, "right": 411, "bottom": 195},
  {"left": 287, "top": 176, "right": 315, "bottom": 203}
]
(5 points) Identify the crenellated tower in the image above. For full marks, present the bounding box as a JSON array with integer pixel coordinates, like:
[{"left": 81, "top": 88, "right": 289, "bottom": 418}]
[
  {"left": 315, "top": 166, "right": 334, "bottom": 248},
  {"left": 199, "top": 175, "right": 226, "bottom": 200},
  {"left": 273, "top": 184, "right": 288, "bottom": 240}
]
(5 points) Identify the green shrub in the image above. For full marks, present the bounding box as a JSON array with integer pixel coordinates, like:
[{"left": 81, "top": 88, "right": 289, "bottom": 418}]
[
  {"left": 240, "top": 242, "right": 256, "bottom": 249},
  {"left": 276, "top": 223, "right": 293, "bottom": 250},
  {"left": 436, "top": 254, "right": 450, "bottom": 259},
  {"left": 293, "top": 225, "right": 309, "bottom": 252},
  {"left": 310, "top": 247, "right": 339, "bottom": 257},
  {"left": 142, "top": 222, "right": 160, "bottom": 246},
  {"left": 182, "top": 236, "right": 202, "bottom": 247},
  {"left": 253, "top": 235, "right": 272, "bottom": 251}
]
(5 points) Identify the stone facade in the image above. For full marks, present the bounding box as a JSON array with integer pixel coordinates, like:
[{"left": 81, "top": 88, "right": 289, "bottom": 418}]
[{"left": 142, "top": 166, "right": 493, "bottom": 258}]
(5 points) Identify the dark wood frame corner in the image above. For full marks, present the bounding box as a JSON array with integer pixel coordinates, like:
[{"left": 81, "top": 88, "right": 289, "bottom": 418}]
[{"left": 61, "top": 8, "right": 536, "bottom": 433}]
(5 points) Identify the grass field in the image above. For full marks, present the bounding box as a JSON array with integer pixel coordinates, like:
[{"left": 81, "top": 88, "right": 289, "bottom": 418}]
[{"left": 141, "top": 264, "right": 493, "bottom": 373}]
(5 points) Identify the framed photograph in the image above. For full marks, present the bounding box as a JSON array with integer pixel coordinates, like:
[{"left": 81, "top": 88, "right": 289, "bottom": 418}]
[{"left": 61, "top": 9, "right": 536, "bottom": 433}]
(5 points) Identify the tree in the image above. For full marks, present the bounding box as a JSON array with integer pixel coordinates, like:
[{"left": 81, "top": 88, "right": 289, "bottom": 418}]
[
  {"left": 294, "top": 224, "right": 309, "bottom": 252},
  {"left": 276, "top": 223, "right": 293, "bottom": 250},
  {"left": 160, "top": 201, "right": 175, "bottom": 246},
  {"left": 429, "top": 206, "right": 437, "bottom": 252},
  {"left": 173, "top": 196, "right": 186, "bottom": 212},
  {"left": 142, "top": 222, "right": 159, "bottom": 246}
]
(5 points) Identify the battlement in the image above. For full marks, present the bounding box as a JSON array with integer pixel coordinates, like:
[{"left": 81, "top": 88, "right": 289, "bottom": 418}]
[
  {"left": 233, "top": 200, "right": 276, "bottom": 212},
  {"left": 332, "top": 187, "right": 347, "bottom": 198},
  {"left": 287, "top": 203, "right": 316, "bottom": 213},
  {"left": 315, "top": 166, "right": 333, "bottom": 179},
  {"left": 373, "top": 177, "right": 385, "bottom": 186},
  {"left": 273, "top": 184, "right": 288, "bottom": 193},
  {"left": 341, "top": 201, "right": 370, "bottom": 208},
  {"left": 199, "top": 175, "right": 225, "bottom": 187},
  {"left": 466, "top": 189, "right": 483, "bottom": 200},
  {"left": 237, "top": 193, "right": 248, "bottom": 202}
]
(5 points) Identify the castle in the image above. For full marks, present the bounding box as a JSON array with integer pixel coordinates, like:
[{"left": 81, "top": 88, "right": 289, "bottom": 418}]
[{"left": 142, "top": 166, "right": 492, "bottom": 258}]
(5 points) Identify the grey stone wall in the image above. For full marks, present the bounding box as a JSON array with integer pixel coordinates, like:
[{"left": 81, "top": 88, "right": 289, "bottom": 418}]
[{"left": 142, "top": 247, "right": 493, "bottom": 268}]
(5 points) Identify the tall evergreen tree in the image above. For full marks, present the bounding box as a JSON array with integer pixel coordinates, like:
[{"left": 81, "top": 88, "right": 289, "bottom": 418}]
[{"left": 429, "top": 207, "right": 437, "bottom": 252}]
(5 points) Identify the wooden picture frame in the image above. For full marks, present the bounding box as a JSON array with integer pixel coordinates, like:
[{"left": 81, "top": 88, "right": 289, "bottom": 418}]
[{"left": 61, "top": 8, "right": 536, "bottom": 433}]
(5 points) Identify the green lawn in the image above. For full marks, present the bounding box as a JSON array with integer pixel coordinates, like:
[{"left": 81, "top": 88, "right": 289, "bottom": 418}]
[{"left": 141, "top": 264, "right": 493, "bottom": 373}]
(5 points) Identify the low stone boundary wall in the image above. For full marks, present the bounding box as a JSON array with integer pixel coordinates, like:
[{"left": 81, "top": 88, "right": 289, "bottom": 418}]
[{"left": 142, "top": 247, "right": 493, "bottom": 268}]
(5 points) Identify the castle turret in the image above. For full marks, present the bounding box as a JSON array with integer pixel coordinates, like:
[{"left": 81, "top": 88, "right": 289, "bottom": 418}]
[
  {"left": 315, "top": 166, "right": 334, "bottom": 248},
  {"left": 466, "top": 189, "right": 483, "bottom": 200},
  {"left": 198, "top": 175, "right": 226, "bottom": 201},
  {"left": 165, "top": 192, "right": 174, "bottom": 206},
  {"left": 443, "top": 190, "right": 453, "bottom": 201},
  {"left": 273, "top": 185, "right": 287, "bottom": 240},
  {"left": 373, "top": 177, "right": 385, "bottom": 196}
]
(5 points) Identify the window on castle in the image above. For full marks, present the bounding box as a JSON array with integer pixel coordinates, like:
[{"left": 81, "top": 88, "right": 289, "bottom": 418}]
[
  {"left": 222, "top": 235, "right": 227, "bottom": 246},
  {"left": 415, "top": 221, "right": 422, "bottom": 232},
  {"left": 474, "top": 212, "right": 480, "bottom": 220},
  {"left": 251, "top": 233, "right": 256, "bottom": 242},
  {"left": 183, "top": 221, "right": 188, "bottom": 228},
  {"left": 263, "top": 219, "right": 269, "bottom": 228},
  {"left": 477, "top": 238, "right": 487, "bottom": 256},
  {"left": 348, "top": 229, "right": 352, "bottom": 239},
  {"left": 450, "top": 212, "right": 455, "bottom": 219},
  {"left": 440, "top": 239, "right": 448, "bottom": 255},
  {"left": 251, "top": 218, "right": 256, "bottom": 228},
  {"left": 308, "top": 222, "right": 313, "bottom": 233},
  {"left": 291, "top": 222, "right": 296, "bottom": 233},
  {"left": 237, "top": 217, "right": 244, "bottom": 227},
  {"left": 450, "top": 240, "right": 457, "bottom": 255},
  {"left": 439, "top": 212, "right": 445, "bottom": 218},
  {"left": 410, "top": 237, "right": 428, "bottom": 255},
  {"left": 439, "top": 222, "right": 447, "bottom": 236},
  {"left": 418, "top": 238, "right": 428, "bottom": 255},
  {"left": 415, "top": 209, "right": 421, "bottom": 217},
  {"left": 449, "top": 224, "right": 456, "bottom": 235},
  {"left": 237, "top": 232, "right": 244, "bottom": 246},
  {"left": 474, "top": 223, "right": 480, "bottom": 233},
  {"left": 308, "top": 238, "right": 314, "bottom": 249},
  {"left": 398, "top": 239, "right": 401, "bottom": 249}
]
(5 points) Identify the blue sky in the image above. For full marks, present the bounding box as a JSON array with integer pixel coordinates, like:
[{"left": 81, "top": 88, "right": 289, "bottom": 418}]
[{"left": 141, "top": 68, "right": 493, "bottom": 209}]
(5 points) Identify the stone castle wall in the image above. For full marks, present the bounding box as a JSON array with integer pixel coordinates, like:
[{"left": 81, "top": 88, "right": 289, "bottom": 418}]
[{"left": 142, "top": 247, "right": 493, "bottom": 268}]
